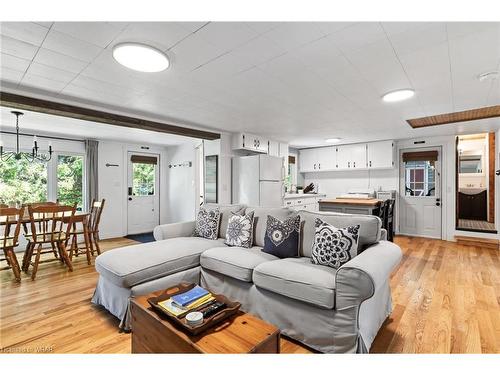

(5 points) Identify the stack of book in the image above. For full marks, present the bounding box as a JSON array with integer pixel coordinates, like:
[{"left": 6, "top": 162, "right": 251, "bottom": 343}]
[{"left": 158, "top": 286, "right": 215, "bottom": 318}]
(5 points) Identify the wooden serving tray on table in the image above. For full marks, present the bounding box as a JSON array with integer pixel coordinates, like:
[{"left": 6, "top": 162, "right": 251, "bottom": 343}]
[{"left": 146, "top": 282, "right": 241, "bottom": 336}]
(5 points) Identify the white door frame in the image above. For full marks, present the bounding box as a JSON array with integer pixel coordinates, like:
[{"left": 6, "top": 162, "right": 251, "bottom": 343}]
[
  {"left": 398, "top": 146, "right": 443, "bottom": 239},
  {"left": 126, "top": 151, "right": 160, "bottom": 235}
]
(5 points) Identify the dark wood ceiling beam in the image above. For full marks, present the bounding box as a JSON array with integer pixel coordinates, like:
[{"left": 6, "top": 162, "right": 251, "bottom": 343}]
[
  {"left": 407, "top": 105, "right": 500, "bottom": 128},
  {"left": 0, "top": 91, "right": 220, "bottom": 140}
]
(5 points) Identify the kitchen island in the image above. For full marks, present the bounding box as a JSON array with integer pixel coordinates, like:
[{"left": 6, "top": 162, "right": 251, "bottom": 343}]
[{"left": 319, "top": 198, "right": 382, "bottom": 215}]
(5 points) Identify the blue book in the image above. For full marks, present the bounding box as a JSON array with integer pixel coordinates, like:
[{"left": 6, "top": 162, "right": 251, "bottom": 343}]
[{"left": 171, "top": 286, "right": 210, "bottom": 307}]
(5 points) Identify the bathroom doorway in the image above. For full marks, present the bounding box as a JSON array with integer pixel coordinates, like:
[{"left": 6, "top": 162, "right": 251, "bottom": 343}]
[{"left": 456, "top": 133, "right": 497, "bottom": 233}]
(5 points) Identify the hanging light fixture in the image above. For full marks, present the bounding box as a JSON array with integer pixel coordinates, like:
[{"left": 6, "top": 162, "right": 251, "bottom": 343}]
[{"left": 0, "top": 111, "right": 53, "bottom": 162}]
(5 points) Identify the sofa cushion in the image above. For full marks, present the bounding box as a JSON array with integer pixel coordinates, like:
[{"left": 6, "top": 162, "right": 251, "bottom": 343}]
[
  {"left": 204, "top": 203, "right": 245, "bottom": 239},
  {"left": 311, "top": 219, "right": 360, "bottom": 268},
  {"left": 246, "top": 207, "right": 293, "bottom": 247},
  {"left": 298, "top": 210, "right": 381, "bottom": 257},
  {"left": 194, "top": 206, "right": 221, "bottom": 240},
  {"left": 200, "top": 246, "right": 278, "bottom": 282},
  {"left": 224, "top": 210, "right": 255, "bottom": 248},
  {"left": 253, "top": 257, "right": 336, "bottom": 309},
  {"left": 262, "top": 214, "right": 301, "bottom": 258},
  {"left": 95, "top": 237, "right": 225, "bottom": 288}
]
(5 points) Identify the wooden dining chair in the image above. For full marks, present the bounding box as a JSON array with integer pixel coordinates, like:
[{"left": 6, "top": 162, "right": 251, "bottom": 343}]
[
  {"left": 87, "top": 199, "right": 105, "bottom": 256},
  {"left": 23, "top": 204, "right": 76, "bottom": 280},
  {"left": 21, "top": 201, "right": 61, "bottom": 262},
  {"left": 386, "top": 199, "right": 396, "bottom": 242},
  {"left": 0, "top": 207, "right": 22, "bottom": 282}
]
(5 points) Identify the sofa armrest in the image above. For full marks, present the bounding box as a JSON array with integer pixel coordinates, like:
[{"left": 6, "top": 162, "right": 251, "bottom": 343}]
[
  {"left": 335, "top": 240, "right": 402, "bottom": 308},
  {"left": 153, "top": 221, "right": 196, "bottom": 241}
]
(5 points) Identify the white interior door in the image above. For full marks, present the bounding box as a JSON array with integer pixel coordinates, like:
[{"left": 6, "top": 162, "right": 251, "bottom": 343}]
[
  {"left": 399, "top": 147, "right": 442, "bottom": 239},
  {"left": 127, "top": 152, "right": 160, "bottom": 235}
]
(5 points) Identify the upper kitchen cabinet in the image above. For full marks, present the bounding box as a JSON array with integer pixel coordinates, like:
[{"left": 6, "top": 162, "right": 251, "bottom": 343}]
[
  {"left": 299, "top": 146, "right": 336, "bottom": 172},
  {"left": 337, "top": 143, "right": 367, "bottom": 169},
  {"left": 367, "top": 140, "right": 395, "bottom": 169},
  {"left": 268, "top": 140, "right": 280, "bottom": 157},
  {"left": 232, "top": 133, "right": 269, "bottom": 153}
]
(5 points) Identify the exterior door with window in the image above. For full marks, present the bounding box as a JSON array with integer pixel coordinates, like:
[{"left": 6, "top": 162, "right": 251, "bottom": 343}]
[
  {"left": 127, "top": 153, "right": 160, "bottom": 235},
  {"left": 399, "top": 148, "right": 442, "bottom": 239}
]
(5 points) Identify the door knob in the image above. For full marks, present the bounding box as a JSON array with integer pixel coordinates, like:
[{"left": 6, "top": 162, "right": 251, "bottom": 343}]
[
  {"left": 436, "top": 202, "right": 440, "bottom": 206},
  {"left": 128, "top": 197, "right": 132, "bottom": 201},
  {"left": 496, "top": 170, "right": 500, "bottom": 176}
]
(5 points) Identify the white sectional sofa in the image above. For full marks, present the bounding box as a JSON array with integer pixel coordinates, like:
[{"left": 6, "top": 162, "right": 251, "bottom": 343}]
[{"left": 92, "top": 204, "right": 402, "bottom": 353}]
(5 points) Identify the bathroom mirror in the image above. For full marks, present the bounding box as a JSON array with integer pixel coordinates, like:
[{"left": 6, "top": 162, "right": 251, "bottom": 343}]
[{"left": 459, "top": 154, "right": 483, "bottom": 174}]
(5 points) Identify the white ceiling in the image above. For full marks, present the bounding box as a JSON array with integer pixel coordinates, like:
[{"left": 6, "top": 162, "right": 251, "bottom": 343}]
[
  {"left": 0, "top": 21, "right": 499, "bottom": 147},
  {"left": 0, "top": 106, "right": 198, "bottom": 146}
]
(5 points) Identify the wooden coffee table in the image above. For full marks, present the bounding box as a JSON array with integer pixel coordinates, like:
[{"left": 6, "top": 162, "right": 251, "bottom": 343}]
[{"left": 130, "top": 292, "right": 280, "bottom": 353}]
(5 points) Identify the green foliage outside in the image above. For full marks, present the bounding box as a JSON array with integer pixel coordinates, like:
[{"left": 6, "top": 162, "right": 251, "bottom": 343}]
[
  {"left": 0, "top": 157, "right": 48, "bottom": 205},
  {"left": 0, "top": 154, "right": 83, "bottom": 209},
  {"left": 133, "top": 163, "right": 155, "bottom": 196},
  {"left": 57, "top": 155, "right": 83, "bottom": 210}
]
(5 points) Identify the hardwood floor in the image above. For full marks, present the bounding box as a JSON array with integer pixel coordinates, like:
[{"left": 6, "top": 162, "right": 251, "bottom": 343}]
[{"left": 1, "top": 236, "right": 498, "bottom": 353}]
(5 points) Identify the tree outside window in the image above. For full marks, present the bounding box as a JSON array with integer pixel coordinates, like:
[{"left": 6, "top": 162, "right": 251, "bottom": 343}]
[{"left": 57, "top": 155, "right": 84, "bottom": 210}]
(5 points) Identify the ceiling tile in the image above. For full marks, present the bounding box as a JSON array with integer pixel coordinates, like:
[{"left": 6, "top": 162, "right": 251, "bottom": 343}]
[
  {"left": 1, "top": 52, "right": 31, "bottom": 72},
  {"left": 388, "top": 23, "right": 447, "bottom": 56},
  {"left": 0, "top": 35, "right": 39, "bottom": 60},
  {"left": 293, "top": 35, "right": 343, "bottom": 70},
  {"left": 52, "top": 22, "right": 126, "bottom": 48},
  {"left": 329, "top": 23, "right": 386, "bottom": 53},
  {"left": 196, "top": 22, "right": 258, "bottom": 53},
  {"left": 0, "top": 22, "right": 49, "bottom": 46},
  {"left": 170, "top": 32, "right": 226, "bottom": 72},
  {"left": 446, "top": 22, "right": 500, "bottom": 40},
  {"left": 26, "top": 62, "right": 77, "bottom": 83},
  {"left": 344, "top": 39, "right": 411, "bottom": 93},
  {"left": 231, "top": 35, "right": 287, "bottom": 67},
  {"left": 115, "top": 22, "right": 194, "bottom": 51},
  {"left": 20, "top": 73, "right": 68, "bottom": 92},
  {"left": 34, "top": 47, "right": 88, "bottom": 74},
  {"left": 0, "top": 67, "right": 24, "bottom": 84},
  {"left": 264, "top": 23, "right": 326, "bottom": 51},
  {"left": 316, "top": 22, "right": 354, "bottom": 35},
  {"left": 245, "top": 22, "right": 281, "bottom": 35},
  {"left": 42, "top": 30, "right": 103, "bottom": 62}
]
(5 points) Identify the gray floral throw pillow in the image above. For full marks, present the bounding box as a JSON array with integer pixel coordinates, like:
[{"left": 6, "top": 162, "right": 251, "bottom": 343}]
[
  {"left": 193, "top": 206, "right": 221, "bottom": 240},
  {"left": 311, "top": 218, "right": 360, "bottom": 269},
  {"left": 224, "top": 211, "right": 255, "bottom": 248}
]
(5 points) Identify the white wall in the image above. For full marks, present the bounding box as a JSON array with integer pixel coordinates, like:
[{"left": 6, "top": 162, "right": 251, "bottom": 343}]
[
  {"left": 164, "top": 144, "right": 197, "bottom": 224},
  {"left": 98, "top": 140, "right": 195, "bottom": 238}
]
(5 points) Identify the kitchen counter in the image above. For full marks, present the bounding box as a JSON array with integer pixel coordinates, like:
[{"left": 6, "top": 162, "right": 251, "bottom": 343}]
[
  {"left": 285, "top": 193, "right": 326, "bottom": 199},
  {"left": 319, "top": 198, "right": 381, "bottom": 206},
  {"left": 319, "top": 198, "right": 382, "bottom": 215}
]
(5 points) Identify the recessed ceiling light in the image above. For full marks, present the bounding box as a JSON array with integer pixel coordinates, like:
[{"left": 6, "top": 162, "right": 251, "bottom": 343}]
[
  {"left": 478, "top": 71, "right": 499, "bottom": 82},
  {"left": 325, "top": 138, "right": 341, "bottom": 143},
  {"left": 113, "top": 43, "right": 169, "bottom": 72},
  {"left": 382, "top": 89, "right": 415, "bottom": 102}
]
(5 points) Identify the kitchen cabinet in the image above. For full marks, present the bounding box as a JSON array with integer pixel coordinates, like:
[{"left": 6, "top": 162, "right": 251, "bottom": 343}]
[
  {"left": 367, "top": 140, "right": 394, "bottom": 169},
  {"left": 299, "top": 146, "right": 336, "bottom": 172},
  {"left": 268, "top": 141, "right": 280, "bottom": 157},
  {"left": 232, "top": 133, "right": 268, "bottom": 153},
  {"left": 337, "top": 143, "right": 367, "bottom": 169},
  {"left": 283, "top": 194, "right": 325, "bottom": 211}
]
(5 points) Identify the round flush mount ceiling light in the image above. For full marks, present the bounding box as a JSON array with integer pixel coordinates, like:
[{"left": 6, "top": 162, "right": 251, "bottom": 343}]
[
  {"left": 478, "top": 70, "right": 499, "bottom": 82},
  {"left": 325, "top": 138, "right": 342, "bottom": 143},
  {"left": 113, "top": 43, "right": 169, "bottom": 72},
  {"left": 382, "top": 89, "right": 415, "bottom": 102}
]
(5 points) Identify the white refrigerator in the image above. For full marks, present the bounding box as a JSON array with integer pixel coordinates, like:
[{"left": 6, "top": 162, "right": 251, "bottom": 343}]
[{"left": 232, "top": 154, "right": 284, "bottom": 207}]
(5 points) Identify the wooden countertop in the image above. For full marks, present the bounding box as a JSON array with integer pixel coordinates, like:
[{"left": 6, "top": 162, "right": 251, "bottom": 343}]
[{"left": 319, "top": 198, "right": 382, "bottom": 206}]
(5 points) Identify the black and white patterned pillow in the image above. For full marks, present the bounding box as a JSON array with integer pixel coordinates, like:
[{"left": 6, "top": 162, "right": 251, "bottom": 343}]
[
  {"left": 224, "top": 211, "right": 255, "bottom": 248},
  {"left": 262, "top": 215, "right": 301, "bottom": 258},
  {"left": 311, "top": 218, "right": 360, "bottom": 269},
  {"left": 193, "top": 207, "right": 221, "bottom": 240}
]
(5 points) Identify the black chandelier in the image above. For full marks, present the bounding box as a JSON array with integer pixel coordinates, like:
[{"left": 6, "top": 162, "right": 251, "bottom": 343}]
[{"left": 0, "top": 111, "right": 53, "bottom": 162}]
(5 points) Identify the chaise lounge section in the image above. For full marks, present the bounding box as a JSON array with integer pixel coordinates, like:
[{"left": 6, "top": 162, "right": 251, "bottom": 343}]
[{"left": 92, "top": 204, "right": 402, "bottom": 353}]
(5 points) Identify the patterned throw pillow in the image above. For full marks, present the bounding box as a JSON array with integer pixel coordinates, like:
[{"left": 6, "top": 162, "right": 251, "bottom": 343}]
[
  {"left": 262, "top": 215, "right": 301, "bottom": 258},
  {"left": 193, "top": 206, "right": 221, "bottom": 240},
  {"left": 224, "top": 211, "right": 255, "bottom": 248},
  {"left": 311, "top": 218, "right": 360, "bottom": 269}
]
